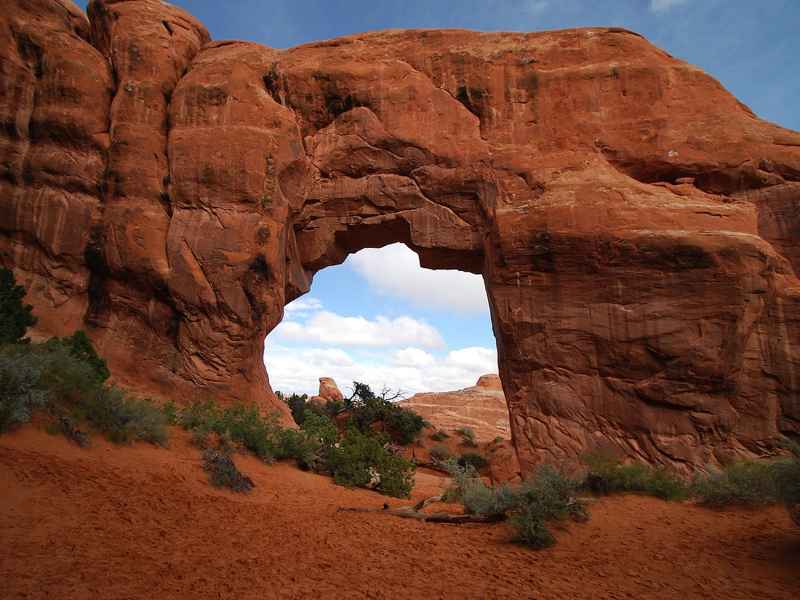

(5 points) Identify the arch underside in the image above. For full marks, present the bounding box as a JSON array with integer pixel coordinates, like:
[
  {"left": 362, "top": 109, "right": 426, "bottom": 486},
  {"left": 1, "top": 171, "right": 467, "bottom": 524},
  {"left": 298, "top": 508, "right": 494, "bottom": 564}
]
[{"left": 2, "top": 0, "right": 800, "bottom": 473}]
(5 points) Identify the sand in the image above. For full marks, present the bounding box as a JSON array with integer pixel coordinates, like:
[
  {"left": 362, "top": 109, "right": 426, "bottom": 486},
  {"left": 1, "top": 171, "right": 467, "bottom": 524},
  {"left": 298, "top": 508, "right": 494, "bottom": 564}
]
[{"left": 1, "top": 427, "right": 798, "bottom": 599}]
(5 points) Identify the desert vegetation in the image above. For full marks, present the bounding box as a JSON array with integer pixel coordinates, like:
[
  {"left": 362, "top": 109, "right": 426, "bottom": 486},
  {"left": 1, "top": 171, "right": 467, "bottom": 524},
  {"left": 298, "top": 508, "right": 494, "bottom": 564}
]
[{"left": 2, "top": 267, "right": 798, "bottom": 544}]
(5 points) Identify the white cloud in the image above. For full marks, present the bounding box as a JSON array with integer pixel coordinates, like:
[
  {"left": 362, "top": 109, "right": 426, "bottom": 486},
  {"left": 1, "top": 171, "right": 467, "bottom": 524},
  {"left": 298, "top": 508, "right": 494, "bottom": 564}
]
[
  {"left": 650, "top": 0, "right": 690, "bottom": 13},
  {"left": 272, "top": 310, "right": 445, "bottom": 348},
  {"left": 265, "top": 344, "right": 498, "bottom": 397},
  {"left": 348, "top": 244, "right": 489, "bottom": 314},
  {"left": 524, "top": 1, "right": 549, "bottom": 16},
  {"left": 392, "top": 347, "right": 436, "bottom": 367},
  {"left": 444, "top": 347, "right": 499, "bottom": 372},
  {"left": 284, "top": 296, "right": 323, "bottom": 315}
]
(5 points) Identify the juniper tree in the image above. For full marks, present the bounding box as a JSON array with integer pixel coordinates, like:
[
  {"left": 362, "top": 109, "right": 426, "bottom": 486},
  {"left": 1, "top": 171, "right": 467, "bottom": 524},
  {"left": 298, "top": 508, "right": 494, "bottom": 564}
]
[{"left": 0, "top": 268, "right": 36, "bottom": 345}]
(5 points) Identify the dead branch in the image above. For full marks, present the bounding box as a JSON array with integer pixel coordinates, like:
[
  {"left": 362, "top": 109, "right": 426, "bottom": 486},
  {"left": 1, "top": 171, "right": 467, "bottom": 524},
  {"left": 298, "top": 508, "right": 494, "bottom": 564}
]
[
  {"left": 413, "top": 495, "right": 443, "bottom": 511},
  {"left": 337, "top": 501, "right": 505, "bottom": 524}
]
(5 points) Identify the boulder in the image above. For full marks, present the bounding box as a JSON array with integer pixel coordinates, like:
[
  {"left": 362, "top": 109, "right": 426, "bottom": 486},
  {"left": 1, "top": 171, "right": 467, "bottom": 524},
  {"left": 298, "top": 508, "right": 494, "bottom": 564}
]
[{"left": 318, "top": 377, "right": 344, "bottom": 403}]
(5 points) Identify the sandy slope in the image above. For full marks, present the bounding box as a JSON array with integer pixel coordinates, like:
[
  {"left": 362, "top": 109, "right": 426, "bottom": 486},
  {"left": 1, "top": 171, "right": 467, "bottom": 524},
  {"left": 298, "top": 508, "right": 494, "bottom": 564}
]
[{"left": 1, "top": 427, "right": 798, "bottom": 600}]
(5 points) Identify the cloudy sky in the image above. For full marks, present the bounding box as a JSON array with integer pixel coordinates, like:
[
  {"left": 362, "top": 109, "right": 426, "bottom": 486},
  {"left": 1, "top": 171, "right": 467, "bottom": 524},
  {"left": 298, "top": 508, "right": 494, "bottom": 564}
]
[{"left": 74, "top": 0, "right": 799, "bottom": 397}]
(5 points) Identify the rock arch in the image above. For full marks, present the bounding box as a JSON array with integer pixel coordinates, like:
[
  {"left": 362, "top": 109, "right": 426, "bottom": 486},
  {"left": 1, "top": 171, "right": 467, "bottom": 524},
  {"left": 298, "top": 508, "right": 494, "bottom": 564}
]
[{"left": 2, "top": 0, "right": 800, "bottom": 472}]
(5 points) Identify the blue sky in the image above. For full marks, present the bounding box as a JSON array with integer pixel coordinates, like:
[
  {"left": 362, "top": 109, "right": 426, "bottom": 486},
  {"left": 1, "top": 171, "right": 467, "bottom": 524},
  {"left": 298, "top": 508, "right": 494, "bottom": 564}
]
[{"left": 73, "top": 0, "right": 799, "bottom": 396}]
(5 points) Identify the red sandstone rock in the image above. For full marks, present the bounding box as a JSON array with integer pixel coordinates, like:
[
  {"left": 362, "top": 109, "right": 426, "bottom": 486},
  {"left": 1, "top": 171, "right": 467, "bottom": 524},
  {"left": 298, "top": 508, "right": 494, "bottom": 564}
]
[
  {"left": 318, "top": 377, "right": 344, "bottom": 403},
  {"left": 399, "top": 376, "right": 510, "bottom": 442},
  {"left": 2, "top": 1, "right": 800, "bottom": 471},
  {"left": 308, "top": 377, "right": 344, "bottom": 407}
]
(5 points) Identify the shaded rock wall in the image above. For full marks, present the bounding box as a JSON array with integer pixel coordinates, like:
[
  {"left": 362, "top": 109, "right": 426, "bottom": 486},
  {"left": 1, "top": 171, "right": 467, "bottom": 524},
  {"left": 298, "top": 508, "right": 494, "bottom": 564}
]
[{"left": 3, "top": 0, "right": 800, "bottom": 472}]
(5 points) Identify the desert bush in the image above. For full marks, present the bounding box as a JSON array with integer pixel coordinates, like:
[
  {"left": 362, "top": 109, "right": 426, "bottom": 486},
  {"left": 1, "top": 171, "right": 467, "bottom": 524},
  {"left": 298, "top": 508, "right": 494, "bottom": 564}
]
[
  {"left": 76, "top": 386, "right": 169, "bottom": 446},
  {"left": 430, "top": 444, "right": 451, "bottom": 462},
  {"left": 1, "top": 341, "right": 165, "bottom": 446},
  {"left": 283, "top": 392, "right": 309, "bottom": 425},
  {"left": 458, "top": 452, "right": 488, "bottom": 471},
  {"left": 0, "top": 267, "right": 36, "bottom": 345},
  {"left": 691, "top": 461, "right": 780, "bottom": 507},
  {"left": 444, "top": 460, "right": 587, "bottom": 547},
  {"left": 344, "top": 382, "right": 423, "bottom": 445},
  {"left": 202, "top": 448, "right": 254, "bottom": 493},
  {"left": 327, "top": 428, "right": 415, "bottom": 498},
  {"left": 583, "top": 451, "right": 687, "bottom": 501},
  {"left": 190, "top": 426, "right": 211, "bottom": 449},
  {"left": 176, "top": 400, "right": 285, "bottom": 461},
  {"left": 430, "top": 429, "right": 449, "bottom": 441},
  {"left": 511, "top": 466, "right": 588, "bottom": 549},
  {"left": 0, "top": 348, "right": 50, "bottom": 432},
  {"left": 383, "top": 405, "right": 425, "bottom": 445},
  {"left": 773, "top": 441, "right": 800, "bottom": 525},
  {"left": 455, "top": 426, "right": 478, "bottom": 448},
  {"left": 465, "top": 482, "right": 517, "bottom": 517},
  {"left": 48, "top": 415, "right": 90, "bottom": 448},
  {"left": 44, "top": 331, "right": 109, "bottom": 384}
]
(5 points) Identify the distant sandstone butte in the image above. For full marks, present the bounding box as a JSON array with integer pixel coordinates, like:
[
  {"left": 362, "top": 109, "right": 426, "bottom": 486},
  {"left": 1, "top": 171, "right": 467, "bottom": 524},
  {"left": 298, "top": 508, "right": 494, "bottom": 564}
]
[
  {"left": 3, "top": 0, "right": 800, "bottom": 474},
  {"left": 308, "top": 377, "right": 344, "bottom": 407},
  {"left": 399, "top": 375, "right": 510, "bottom": 442}
]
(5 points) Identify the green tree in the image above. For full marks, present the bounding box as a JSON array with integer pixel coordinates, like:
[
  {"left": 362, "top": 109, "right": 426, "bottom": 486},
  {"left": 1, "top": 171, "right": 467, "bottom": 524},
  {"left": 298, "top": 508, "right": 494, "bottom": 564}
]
[
  {"left": 46, "top": 331, "right": 110, "bottom": 383},
  {"left": 0, "top": 268, "right": 37, "bottom": 345}
]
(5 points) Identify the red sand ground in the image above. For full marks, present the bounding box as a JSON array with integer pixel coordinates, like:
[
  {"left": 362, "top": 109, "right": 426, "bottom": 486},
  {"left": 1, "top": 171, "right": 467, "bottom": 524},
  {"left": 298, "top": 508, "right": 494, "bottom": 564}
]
[{"left": 1, "top": 426, "right": 798, "bottom": 599}]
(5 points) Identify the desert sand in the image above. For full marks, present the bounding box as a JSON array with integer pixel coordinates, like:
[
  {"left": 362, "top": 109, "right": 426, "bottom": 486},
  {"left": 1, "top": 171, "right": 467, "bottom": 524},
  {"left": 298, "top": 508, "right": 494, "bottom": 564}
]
[{"left": 1, "top": 427, "right": 797, "bottom": 600}]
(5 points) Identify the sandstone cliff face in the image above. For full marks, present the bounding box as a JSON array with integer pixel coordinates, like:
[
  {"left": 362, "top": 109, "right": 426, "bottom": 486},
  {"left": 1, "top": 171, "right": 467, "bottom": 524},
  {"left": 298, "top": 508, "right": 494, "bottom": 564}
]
[
  {"left": 399, "top": 375, "right": 510, "bottom": 442},
  {"left": 3, "top": 0, "right": 800, "bottom": 472}
]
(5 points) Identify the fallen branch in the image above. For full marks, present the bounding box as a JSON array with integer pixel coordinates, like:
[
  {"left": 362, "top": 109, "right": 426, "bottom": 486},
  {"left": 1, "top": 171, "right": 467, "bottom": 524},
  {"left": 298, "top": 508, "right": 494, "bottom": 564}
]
[
  {"left": 337, "top": 502, "right": 505, "bottom": 524},
  {"left": 413, "top": 495, "right": 442, "bottom": 511}
]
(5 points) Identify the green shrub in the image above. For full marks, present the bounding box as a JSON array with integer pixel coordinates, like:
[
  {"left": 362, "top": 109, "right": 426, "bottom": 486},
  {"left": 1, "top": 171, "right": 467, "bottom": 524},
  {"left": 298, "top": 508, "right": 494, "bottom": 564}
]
[
  {"left": 456, "top": 426, "right": 478, "bottom": 448},
  {"left": 0, "top": 338, "right": 168, "bottom": 446},
  {"left": 458, "top": 452, "right": 488, "bottom": 471},
  {"left": 444, "top": 460, "right": 587, "bottom": 547},
  {"left": 162, "top": 400, "right": 179, "bottom": 425},
  {"left": 343, "top": 382, "right": 423, "bottom": 445},
  {"left": 76, "top": 386, "right": 169, "bottom": 446},
  {"left": 583, "top": 451, "right": 687, "bottom": 501},
  {"left": 0, "top": 268, "right": 37, "bottom": 345},
  {"left": 691, "top": 461, "right": 780, "bottom": 506},
  {"left": 44, "top": 331, "right": 109, "bottom": 383},
  {"left": 430, "top": 444, "right": 451, "bottom": 462},
  {"left": 190, "top": 427, "right": 211, "bottom": 449},
  {"left": 430, "top": 430, "right": 449, "bottom": 441},
  {"left": 511, "top": 466, "right": 588, "bottom": 549},
  {"left": 202, "top": 448, "right": 254, "bottom": 493},
  {"left": 773, "top": 441, "right": 800, "bottom": 518},
  {"left": 459, "top": 476, "right": 517, "bottom": 517},
  {"left": 0, "top": 348, "right": 50, "bottom": 432},
  {"left": 327, "top": 428, "right": 415, "bottom": 497},
  {"left": 383, "top": 404, "right": 425, "bottom": 445},
  {"left": 283, "top": 392, "right": 309, "bottom": 425},
  {"left": 49, "top": 415, "right": 90, "bottom": 448},
  {"left": 176, "top": 400, "right": 285, "bottom": 461}
]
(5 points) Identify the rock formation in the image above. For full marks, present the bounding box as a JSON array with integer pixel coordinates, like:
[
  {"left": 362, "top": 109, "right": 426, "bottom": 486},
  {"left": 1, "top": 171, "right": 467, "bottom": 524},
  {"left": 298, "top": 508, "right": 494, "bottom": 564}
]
[
  {"left": 3, "top": 0, "right": 800, "bottom": 473},
  {"left": 308, "top": 376, "right": 344, "bottom": 407},
  {"left": 399, "top": 375, "right": 510, "bottom": 442}
]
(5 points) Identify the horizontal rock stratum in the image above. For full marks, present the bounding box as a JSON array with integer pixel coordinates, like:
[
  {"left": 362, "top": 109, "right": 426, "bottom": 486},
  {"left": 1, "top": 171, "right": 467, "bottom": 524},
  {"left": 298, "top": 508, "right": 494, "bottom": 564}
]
[
  {"left": 3, "top": 0, "right": 800, "bottom": 473},
  {"left": 399, "top": 375, "right": 510, "bottom": 442}
]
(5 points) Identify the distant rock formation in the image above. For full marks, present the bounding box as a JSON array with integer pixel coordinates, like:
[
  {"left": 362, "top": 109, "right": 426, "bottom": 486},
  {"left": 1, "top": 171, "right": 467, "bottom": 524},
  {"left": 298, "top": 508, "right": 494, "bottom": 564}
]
[
  {"left": 308, "top": 377, "right": 344, "bottom": 407},
  {"left": 399, "top": 376, "right": 510, "bottom": 442}
]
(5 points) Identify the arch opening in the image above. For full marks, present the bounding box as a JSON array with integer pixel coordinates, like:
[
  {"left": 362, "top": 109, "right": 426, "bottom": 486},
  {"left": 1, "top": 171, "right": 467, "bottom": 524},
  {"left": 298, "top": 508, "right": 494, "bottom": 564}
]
[{"left": 264, "top": 242, "right": 512, "bottom": 443}]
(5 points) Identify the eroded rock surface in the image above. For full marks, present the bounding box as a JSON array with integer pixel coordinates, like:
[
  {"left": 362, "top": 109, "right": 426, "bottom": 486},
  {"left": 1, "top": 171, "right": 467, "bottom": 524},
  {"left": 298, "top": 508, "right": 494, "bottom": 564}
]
[
  {"left": 399, "top": 375, "right": 510, "bottom": 442},
  {"left": 308, "top": 376, "right": 344, "bottom": 407},
  {"left": 3, "top": 0, "right": 800, "bottom": 472}
]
